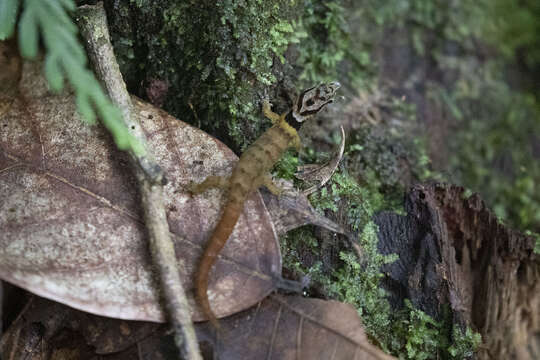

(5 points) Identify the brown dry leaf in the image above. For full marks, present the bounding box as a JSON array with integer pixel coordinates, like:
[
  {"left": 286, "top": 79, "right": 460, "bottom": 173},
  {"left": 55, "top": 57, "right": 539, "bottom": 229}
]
[
  {"left": 261, "top": 181, "right": 348, "bottom": 237},
  {"left": 0, "top": 60, "right": 281, "bottom": 322},
  {"left": 1, "top": 294, "right": 394, "bottom": 360},
  {"left": 0, "top": 295, "right": 161, "bottom": 357},
  {"left": 295, "top": 125, "right": 345, "bottom": 195},
  {"left": 196, "top": 295, "right": 395, "bottom": 360}
]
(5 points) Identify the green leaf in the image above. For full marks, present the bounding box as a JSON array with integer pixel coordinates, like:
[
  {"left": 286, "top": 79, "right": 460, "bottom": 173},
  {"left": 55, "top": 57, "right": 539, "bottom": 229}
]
[{"left": 0, "top": 0, "right": 20, "bottom": 40}]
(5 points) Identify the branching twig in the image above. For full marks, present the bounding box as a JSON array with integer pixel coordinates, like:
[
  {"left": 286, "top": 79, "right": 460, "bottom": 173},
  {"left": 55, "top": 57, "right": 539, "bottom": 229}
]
[{"left": 75, "top": 3, "right": 201, "bottom": 359}]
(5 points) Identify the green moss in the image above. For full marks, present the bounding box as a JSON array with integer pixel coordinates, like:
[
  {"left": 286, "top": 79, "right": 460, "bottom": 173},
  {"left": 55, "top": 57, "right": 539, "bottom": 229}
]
[
  {"left": 358, "top": 0, "right": 540, "bottom": 70},
  {"left": 108, "top": 0, "right": 304, "bottom": 152},
  {"left": 399, "top": 300, "right": 445, "bottom": 359},
  {"left": 281, "top": 227, "right": 323, "bottom": 280},
  {"left": 479, "top": 0, "right": 540, "bottom": 70},
  {"left": 280, "top": 168, "right": 399, "bottom": 348},
  {"left": 281, "top": 163, "right": 481, "bottom": 358},
  {"left": 416, "top": 7, "right": 540, "bottom": 233},
  {"left": 294, "top": 0, "right": 348, "bottom": 83},
  {"left": 272, "top": 149, "right": 300, "bottom": 181},
  {"left": 344, "top": 128, "right": 434, "bottom": 214},
  {"left": 293, "top": 0, "right": 375, "bottom": 87},
  {"left": 282, "top": 220, "right": 481, "bottom": 359},
  {"left": 323, "top": 229, "right": 397, "bottom": 343},
  {"left": 448, "top": 326, "right": 482, "bottom": 359},
  {"left": 387, "top": 300, "right": 481, "bottom": 359},
  {"left": 527, "top": 231, "right": 540, "bottom": 254},
  {"left": 310, "top": 171, "right": 386, "bottom": 229},
  {"left": 160, "top": 0, "right": 303, "bottom": 151},
  {"left": 107, "top": 0, "right": 378, "bottom": 151},
  {"left": 445, "top": 84, "right": 540, "bottom": 232},
  {"left": 357, "top": 0, "right": 540, "bottom": 233}
]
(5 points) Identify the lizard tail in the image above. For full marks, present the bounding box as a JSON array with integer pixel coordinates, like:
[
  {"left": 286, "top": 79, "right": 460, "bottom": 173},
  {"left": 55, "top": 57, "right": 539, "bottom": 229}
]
[{"left": 196, "top": 199, "right": 243, "bottom": 329}]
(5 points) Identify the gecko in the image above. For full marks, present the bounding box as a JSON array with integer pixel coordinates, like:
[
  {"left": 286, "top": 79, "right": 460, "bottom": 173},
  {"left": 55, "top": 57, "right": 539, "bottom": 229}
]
[{"left": 189, "top": 82, "right": 340, "bottom": 328}]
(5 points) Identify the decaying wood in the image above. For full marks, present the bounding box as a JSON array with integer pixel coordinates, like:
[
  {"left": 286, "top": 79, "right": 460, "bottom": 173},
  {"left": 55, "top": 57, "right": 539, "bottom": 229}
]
[{"left": 375, "top": 183, "right": 539, "bottom": 360}]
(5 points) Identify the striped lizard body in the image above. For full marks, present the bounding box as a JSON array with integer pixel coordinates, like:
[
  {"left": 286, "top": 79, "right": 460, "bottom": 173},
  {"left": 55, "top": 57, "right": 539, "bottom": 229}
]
[{"left": 190, "top": 82, "right": 340, "bottom": 328}]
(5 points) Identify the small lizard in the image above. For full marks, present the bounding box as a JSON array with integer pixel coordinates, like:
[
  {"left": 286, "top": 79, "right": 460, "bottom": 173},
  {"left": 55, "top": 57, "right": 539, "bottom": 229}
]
[{"left": 189, "top": 82, "right": 340, "bottom": 328}]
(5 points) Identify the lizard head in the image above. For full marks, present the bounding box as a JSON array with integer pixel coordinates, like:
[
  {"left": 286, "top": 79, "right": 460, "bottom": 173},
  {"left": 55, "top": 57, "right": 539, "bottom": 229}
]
[{"left": 292, "top": 81, "right": 340, "bottom": 123}]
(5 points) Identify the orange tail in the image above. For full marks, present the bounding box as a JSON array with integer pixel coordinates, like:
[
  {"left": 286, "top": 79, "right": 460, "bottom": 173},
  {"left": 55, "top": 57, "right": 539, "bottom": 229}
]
[{"left": 196, "top": 200, "right": 243, "bottom": 328}]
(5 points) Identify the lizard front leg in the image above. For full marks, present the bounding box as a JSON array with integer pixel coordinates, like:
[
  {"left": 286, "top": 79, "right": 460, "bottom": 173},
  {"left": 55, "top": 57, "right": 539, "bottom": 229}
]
[
  {"left": 262, "top": 99, "right": 281, "bottom": 124},
  {"left": 291, "top": 134, "right": 302, "bottom": 152}
]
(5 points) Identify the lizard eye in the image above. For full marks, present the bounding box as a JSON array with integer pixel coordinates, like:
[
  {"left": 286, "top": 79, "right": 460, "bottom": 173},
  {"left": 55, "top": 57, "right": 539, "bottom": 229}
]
[{"left": 306, "top": 99, "right": 314, "bottom": 107}]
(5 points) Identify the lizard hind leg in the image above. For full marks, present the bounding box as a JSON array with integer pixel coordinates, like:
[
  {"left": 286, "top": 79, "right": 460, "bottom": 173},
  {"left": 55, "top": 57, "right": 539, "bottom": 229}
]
[{"left": 187, "top": 175, "right": 230, "bottom": 195}]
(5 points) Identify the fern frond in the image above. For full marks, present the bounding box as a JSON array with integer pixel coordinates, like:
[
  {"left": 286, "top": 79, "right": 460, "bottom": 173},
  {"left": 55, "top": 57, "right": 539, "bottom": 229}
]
[
  {"left": 0, "top": 0, "right": 20, "bottom": 40},
  {"left": 18, "top": 1, "right": 38, "bottom": 58},
  {"left": 8, "top": 0, "right": 143, "bottom": 154}
]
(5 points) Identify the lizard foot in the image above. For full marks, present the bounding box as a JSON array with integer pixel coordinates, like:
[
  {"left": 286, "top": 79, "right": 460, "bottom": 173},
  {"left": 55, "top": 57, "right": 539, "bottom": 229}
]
[{"left": 260, "top": 174, "right": 289, "bottom": 196}]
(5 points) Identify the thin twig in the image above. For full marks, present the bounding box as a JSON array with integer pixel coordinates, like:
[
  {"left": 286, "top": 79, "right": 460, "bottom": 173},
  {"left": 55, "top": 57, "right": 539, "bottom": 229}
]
[
  {"left": 75, "top": 3, "right": 201, "bottom": 359},
  {"left": 0, "top": 281, "right": 3, "bottom": 337}
]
